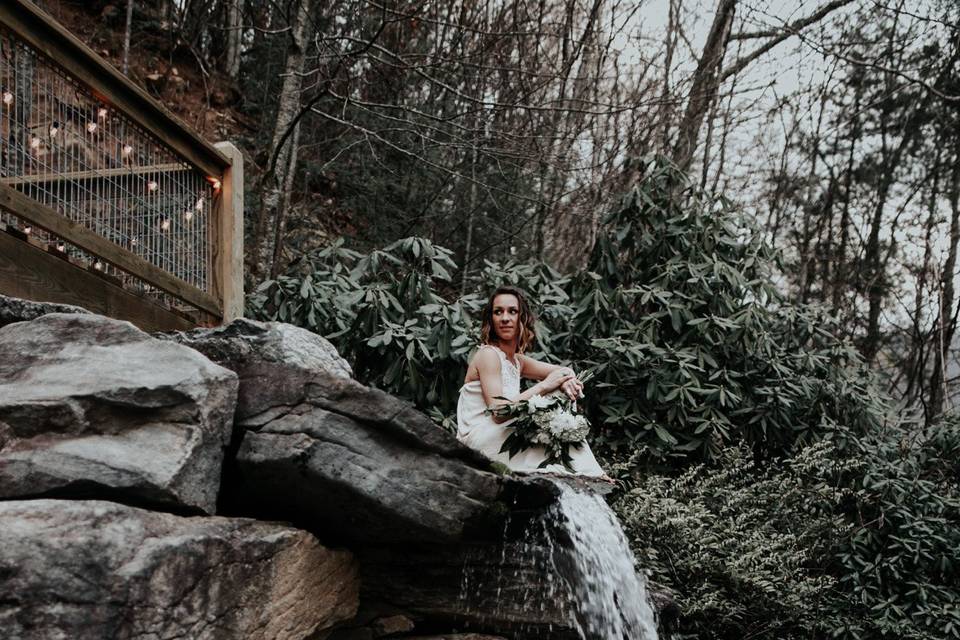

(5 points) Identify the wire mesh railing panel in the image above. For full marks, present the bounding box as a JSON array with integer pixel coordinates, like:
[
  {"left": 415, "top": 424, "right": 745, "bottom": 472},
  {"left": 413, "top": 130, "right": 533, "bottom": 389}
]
[{"left": 0, "top": 25, "right": 217, "bottom": 310}]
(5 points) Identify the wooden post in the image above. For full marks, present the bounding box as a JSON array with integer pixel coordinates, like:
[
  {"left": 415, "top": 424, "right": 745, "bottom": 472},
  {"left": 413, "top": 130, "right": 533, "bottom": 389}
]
[{"left": 214, "top": 142, "right": 244, "bottom": 322}]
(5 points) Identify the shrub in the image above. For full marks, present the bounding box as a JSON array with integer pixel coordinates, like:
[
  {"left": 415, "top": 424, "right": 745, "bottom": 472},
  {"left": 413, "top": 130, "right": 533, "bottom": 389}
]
[
  {"left": 249, "top": 158, "right": 888, "bottom": 459},
  {"left": 612, "top": 417, "right": 960, "bottom": 640},
  {"left": 613, "top": 442, "right": 851, "bottom": 639},
  {"left": 828, "top": 418, "right": 960, "bottom": 639}
]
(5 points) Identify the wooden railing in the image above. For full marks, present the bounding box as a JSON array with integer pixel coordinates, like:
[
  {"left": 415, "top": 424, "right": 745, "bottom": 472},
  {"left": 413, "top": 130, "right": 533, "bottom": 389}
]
[{"left": 0, "top": 0, "right": 242, "bottom": 330}]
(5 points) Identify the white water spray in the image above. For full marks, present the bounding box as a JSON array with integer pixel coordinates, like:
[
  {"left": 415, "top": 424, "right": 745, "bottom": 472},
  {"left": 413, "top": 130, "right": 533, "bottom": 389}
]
[{"left": 544, "top": 481, "right": 659, "bottom": 640}]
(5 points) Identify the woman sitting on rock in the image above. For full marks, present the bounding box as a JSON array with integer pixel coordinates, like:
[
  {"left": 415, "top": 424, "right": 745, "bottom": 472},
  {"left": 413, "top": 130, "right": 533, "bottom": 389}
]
[{"left": 456, "top": 285, "right": 607, "bottom": 477}]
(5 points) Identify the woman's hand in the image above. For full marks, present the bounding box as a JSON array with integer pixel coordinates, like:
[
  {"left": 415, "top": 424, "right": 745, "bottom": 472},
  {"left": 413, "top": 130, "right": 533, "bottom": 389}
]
[
  {"left": 560, "top": 376, "right": 584, "bottom": 401},
  {"left": 539, "top": 368, "right": 583, "bottom": 401},
  {"left": 536, "top": 369, "right": 574, "bottom": 396}
]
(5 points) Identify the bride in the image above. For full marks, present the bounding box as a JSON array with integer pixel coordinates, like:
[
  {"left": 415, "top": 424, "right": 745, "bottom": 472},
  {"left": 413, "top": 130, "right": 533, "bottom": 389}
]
[{"left": 456, "top": 285, "right": 607, "bottom": 477}]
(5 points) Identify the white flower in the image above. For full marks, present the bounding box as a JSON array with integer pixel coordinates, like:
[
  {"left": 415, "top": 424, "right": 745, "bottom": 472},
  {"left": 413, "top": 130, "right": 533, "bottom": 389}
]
[
  {"left": 545, "top": 409, "right": 589, "bottom": 443},
  {"left": 532, "top": 408, "right": 555, "bottom": 428},
  {"left": 532, "top": 430, "right": 553, "bottom": 445},
  {"left": 527, "top": 394, "right": 556, "bottom": 411}
]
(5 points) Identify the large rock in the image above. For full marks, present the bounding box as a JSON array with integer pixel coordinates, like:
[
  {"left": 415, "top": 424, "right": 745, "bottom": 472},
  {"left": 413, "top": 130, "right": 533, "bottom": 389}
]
[
  {"left": 166, "top": 319, "right": 514, "bottom": 544},
  {"left": 0, "top": 499, "right": 358, "bottom": 639},
  {"left": 165, "top": 317, "right": 352, "bottom": 382},
  {"left": 0, "top": 294, "right": 90, "bottom": 328},
  {"left": 0, "top": 313, "right": 237, "bottom": 513},
  {"left": 234, "top": 365, "right": 507, "bottom": 544}
]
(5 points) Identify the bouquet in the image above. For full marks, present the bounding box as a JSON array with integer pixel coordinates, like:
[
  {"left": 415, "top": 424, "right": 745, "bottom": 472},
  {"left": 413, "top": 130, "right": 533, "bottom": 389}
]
[{"left": 488, "top": 390, "right": 592, "bottom": 472}]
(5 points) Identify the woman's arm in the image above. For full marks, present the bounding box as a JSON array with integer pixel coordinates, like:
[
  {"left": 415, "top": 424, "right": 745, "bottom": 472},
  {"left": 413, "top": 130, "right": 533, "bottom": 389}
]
[
  {"left": 517, "top": 353, "right": 573, "bottom": 380},
  {"left": 472, "top": 349, "right": 574, "bottom": 422},
  {"left": 517, "top": 353, "right": 582, "bottom": 401}
]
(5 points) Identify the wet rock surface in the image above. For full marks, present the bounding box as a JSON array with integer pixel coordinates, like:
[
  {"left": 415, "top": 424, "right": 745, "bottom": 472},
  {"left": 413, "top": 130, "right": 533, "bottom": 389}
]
[
  {"left": 0, "top": 499, "right": 359, "bottom": 640},
  {"left": 0, "top": 313, "right": 237, "bottom": 514}
]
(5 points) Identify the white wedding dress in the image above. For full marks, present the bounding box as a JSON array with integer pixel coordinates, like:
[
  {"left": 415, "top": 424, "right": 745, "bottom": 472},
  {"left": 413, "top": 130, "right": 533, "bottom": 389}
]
[{"left": 456, "top": 345, "right": 605, "bottom": 476}]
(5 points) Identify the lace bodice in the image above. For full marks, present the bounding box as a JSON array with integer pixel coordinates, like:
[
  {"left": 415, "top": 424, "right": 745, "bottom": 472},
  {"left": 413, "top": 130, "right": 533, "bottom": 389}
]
[{"left": 478, "top": 344, "right": 521, "bottom": 398}]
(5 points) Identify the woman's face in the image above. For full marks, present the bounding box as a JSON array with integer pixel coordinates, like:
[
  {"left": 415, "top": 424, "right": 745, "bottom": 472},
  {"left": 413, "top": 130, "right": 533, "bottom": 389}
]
[{"left": 491, "top": 293, "right": 520, "bottom": 344}]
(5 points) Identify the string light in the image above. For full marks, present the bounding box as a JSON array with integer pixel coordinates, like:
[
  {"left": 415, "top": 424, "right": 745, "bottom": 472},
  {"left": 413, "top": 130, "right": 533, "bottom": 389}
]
[
  {"left": 131, "top": 237, "right": 138, "bottom": 247},
  {"left": 184, "top": 210, "right": 194, "bottom": 222},
  {"left": 98, "top": 107, "right": 108, "bottom": 119},
  {"left": 29, "top": 137, "right": 41, "bottom": 150},
  {"left": 23, "top": 226, "right": 31, "bottom": 235},
  {"left": 2, "top": 91, "right": 12, "bottom": 105},
  {"left": 86, "top": 122, "right": 97, "bottom": 133},
  {"left": 49, "top": 122, "right": 59, "bottom": 137},
  {"left": 195, "top": 197, "right": 204, "bottom": 211},
  {"left": 160, "top": 218, "right": 171, "bottom": 231},
  {"left": 56, "top": 243, "right": 65, "bottom": 252},
  {"left": 93, "top": 261, "right": 103, "bottom": 271},
  {"left": 211, "top": 178, "right": 222, "bottom": 190},
  {"left": 121, "top": 144, "right": 133, "bottom": 156},
  {"left": 147, "top": 180, "right": 158, "bottom": 192}
]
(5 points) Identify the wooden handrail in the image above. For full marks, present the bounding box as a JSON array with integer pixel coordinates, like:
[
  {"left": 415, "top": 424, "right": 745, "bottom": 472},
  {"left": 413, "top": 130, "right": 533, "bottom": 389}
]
[
  {"left": 0, "top": 164, "right": 190, "bottom": 187},
  {"left": 0, "top": 0, "right": 230, "bottom": 180},
  {"left": 0, "top": 183, "right": 222, "bottom": 316}
]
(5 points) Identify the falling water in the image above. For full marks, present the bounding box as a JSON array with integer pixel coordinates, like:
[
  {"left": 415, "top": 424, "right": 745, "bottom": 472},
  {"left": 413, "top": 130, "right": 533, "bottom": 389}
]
[
  {"left": 457, "top": 477, "right": 659, "bottom": 640},
  {"left": 544, "top": 480, "right": 659, "bottom": 640}
]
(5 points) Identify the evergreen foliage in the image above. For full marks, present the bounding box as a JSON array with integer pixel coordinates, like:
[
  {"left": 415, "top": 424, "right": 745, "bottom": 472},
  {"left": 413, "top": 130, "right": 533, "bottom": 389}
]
[
  {"left": 249, "top": 158, "right": 887, "bottom": 459},
  {"left": 614, "top": 442, "right": 849, "bottom": 639},
  {"left": 615, "top": 420, "right": 960, "bottom": 640}
]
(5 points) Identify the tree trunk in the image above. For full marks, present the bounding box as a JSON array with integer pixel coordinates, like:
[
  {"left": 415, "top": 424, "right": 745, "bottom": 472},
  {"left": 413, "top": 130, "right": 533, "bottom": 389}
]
[
  {"left": 224, "top": 0, "right": 242, "bottom": 79},
  {"left": 903, "top": 152, "right": 942, "bottom": 407},
  {"left": 929, "top": 155, "right": 960, "bottom": 421},
  {"left": 249, "top": 0, "right": 312, "bottom": 281},
  {"left": 269, "top": 120, "right": 302, "bottom": 278},
  {"left": 671, "top": 0, "right": 736, "bottom": 174},
  {"left": 122, "top": 0, "right": 134, "bottom": 75}
]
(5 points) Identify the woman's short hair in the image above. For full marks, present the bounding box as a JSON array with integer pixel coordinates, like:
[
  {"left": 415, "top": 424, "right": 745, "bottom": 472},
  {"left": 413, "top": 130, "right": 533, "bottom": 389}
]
[{"left": 479, "top": 285, "right": 537, "bottom": 353}]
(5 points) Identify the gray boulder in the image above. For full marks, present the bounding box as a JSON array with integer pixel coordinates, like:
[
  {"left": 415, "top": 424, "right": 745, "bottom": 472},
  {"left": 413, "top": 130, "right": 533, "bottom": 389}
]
[
  {"left": 0, "top": 313, "right": 237, "bottom": 513},
  {"left": 165, "top": 319, "right": 511, "bottom": 544},
  {"left": 234, "top": 364, "right": 506, "bottom": 544},
  {"left": 0, "top": 294, "right": 91, "bottom": 328},
  {"left": 165, "top": 317, "right": 352, "bottom": 380},
  {"left": 0, "top": 499, "right": 358, "bottom": 640}
]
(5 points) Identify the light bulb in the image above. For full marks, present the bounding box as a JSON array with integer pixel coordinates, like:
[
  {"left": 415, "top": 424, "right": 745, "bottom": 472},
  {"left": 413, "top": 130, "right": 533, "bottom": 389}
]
[
  {"left": 131, "top": 237, "right": 138, "bottom": 246},
  {"left": 23, "top": 226, "right": 31, "bottom": 235},
  {"left": 195, "top": 197, "right": 203, "bottom": 211},
  {"left": 56, "top": 243, "right": 65, "bottom": 252},
  {"left": 160, "top": 218, "right": 171, "bottom": 230},
  {"left": 184, "top": 210, "right": 194, "bottom": 222},
  {"left": 98, "top": 107, "right": 108, "bottom": 119},
  {"left": 93, "top": 261, "right": 103, "bottom": 271},
  {"left": 147, "top": 180, "right": 158, "bottom": 192},
  {"left": 212, "top": 178, "right": 222, "bottom": 190},
  {"left": 2, "top": 92, "right": 12, "bottom": 105},
  {"left": 29, "top": 137, "right": 40, "bottom": 149},
  {"left": 86, "top": 122, "right": 98, "bottom": 133},
  {"left": 121, "top": 144, "right": 133, "bottom": 156},
  {"left": 49, "top": 122, "right": 59, "bottom": 137}
]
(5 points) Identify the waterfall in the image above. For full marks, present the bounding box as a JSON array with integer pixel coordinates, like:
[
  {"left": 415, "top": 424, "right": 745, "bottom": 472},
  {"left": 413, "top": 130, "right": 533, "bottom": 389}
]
[
  {"left": 457, "top": 477, "right": 660, "bottom": 640},
  {"left": 544, "top": 480, "right": 659, "bottom": 640}
]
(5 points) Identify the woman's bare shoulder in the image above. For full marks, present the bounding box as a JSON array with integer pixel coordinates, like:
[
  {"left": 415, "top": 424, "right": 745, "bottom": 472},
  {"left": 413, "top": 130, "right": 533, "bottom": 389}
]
[
  {"left": 464, "top": 345, "right": 501, "bottom": 383},
  {"left": 470, "top": 345, "right": 501, "bottom": 367}
]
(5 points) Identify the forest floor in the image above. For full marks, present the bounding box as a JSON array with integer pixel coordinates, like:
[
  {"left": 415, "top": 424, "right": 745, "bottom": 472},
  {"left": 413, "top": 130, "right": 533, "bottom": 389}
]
[{"left": 43, "top": 0, "right": 250, "bottom": 146}]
